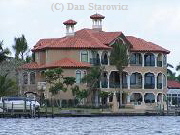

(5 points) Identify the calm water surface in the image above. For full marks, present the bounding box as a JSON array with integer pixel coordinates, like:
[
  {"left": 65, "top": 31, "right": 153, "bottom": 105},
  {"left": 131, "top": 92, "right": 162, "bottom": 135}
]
[{"left": 1, "top": 116, "right": 180, "bottom": 135}]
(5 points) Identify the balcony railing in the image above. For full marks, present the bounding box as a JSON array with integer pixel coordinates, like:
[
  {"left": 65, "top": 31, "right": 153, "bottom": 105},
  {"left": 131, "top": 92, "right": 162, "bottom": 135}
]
[
  {"left": 90, "top": 58, "right": 100, "bottom": 66},
  {"left": 130, "top": 84, "right": 142, "bottom": 89},
  {"left": 101, "top": 81, "right": 108, "bottom": 88},
  {"left": 144, "top": 62, "right": 155, "bottom": 66},
  {"left": 122, "top": 83, "right": 128, "bottom": 88},
  {"left": 157, "top": 83, "right": 163, "bottom": 89},
  {"left": 157, "top": 61, "right": 162, "bottom": 67},
  {"left": 144, "top": 84, "right": 155, "bottom": 89},
  {"left": 109, "top": 83, "right": 120, "bottom": 88}
]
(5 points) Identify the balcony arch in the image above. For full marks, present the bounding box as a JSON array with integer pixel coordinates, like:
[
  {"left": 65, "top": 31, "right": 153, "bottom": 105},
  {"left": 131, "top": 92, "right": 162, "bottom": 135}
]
[
  {"left": 144, "top": 53, "right": 155, "bottom": 66},
  {"left": 130, "top": 72, "right": 142, "bottom": 89},
  {"left": 144, "top": 72, "right": 155, "bottom": 89},
  {"left": 90, "top": 51, "right": 100, "bottom": 65},
  {"left": 101, "top": 51, "right": 108, "bottom": 65},
  {"left": 130, "top": 53, "right": 142, "bottom": 66},
  {"left": 144, "top": 93, "right": 155, "bottom": 103},
  {"left": 109, "top": 71, "right": 120, "bottom": 88},
  {"left": 163, "top": 74, "right": 167, "bottom": 88}
]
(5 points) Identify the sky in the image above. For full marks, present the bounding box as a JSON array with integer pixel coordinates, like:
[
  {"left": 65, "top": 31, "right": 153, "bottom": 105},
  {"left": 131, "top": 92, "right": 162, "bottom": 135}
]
[{"left": 1, "top": 0, "right": 180, "bottom": 73}]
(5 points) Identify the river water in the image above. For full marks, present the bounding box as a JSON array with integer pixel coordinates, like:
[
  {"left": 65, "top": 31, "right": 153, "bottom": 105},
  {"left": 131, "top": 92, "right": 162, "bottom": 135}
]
[{"left": 0, "top": 116, "right": 180, "bottom": 135}]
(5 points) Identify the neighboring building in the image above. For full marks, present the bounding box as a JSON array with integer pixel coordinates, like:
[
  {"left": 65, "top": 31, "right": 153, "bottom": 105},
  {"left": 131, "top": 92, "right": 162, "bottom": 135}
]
[
  {"left": 167, "top": 80, "right": 180, "bottom": 106},
  {"left": 18, "top": 13, "right": 170, "bottom": 109}
]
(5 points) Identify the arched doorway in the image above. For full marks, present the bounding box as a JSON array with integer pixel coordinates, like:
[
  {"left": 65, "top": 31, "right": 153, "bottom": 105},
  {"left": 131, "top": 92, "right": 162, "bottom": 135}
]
[
  {"left": 109, "top": 71, "right": 120, "bottom": 88},
  {"left": 130, "top": 72, "right": 142, "bottom": 89},
  {"left": 130, "top": 93, "right": 143, "bottom": 104}
]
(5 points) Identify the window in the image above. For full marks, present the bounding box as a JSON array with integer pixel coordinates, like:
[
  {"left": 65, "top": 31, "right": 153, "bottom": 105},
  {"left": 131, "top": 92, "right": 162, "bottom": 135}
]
[
  {"left": 23, "top": 72, "right": 28, "bottom": 84},
  {"left": 30, "top": 72, "right": 35, "bottom": 84},
  {"left": 130, "top": 74, "right": 136, "bottom": 84},
  {"left": 76, "top": 70, "right": 81, "bottom": 84},
  {"left": 81, "top": 51, "right": 88, "bottom": 62},
  {"left": 163, "top": 54, "right": 167, "bottom": 66},
  {"left": 144, "top": 53, "right": 155, "bottom": 66}
]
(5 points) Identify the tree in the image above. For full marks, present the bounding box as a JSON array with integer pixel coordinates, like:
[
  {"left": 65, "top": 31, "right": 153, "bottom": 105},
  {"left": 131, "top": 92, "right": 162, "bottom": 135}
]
[
  {"left": 176, "top": 63, "right": 180, "bottom": 72},
  {"left": 81, "top": 66, "right": 104, "bottom": 106},
  {"left": 167, "top": 63, "right": 174, "bottom": 77},
  {"left": 12, "top": 35, "right": 28, "bottom": 60},
  {"left": 99, "top": 91, "right": 109, "bottom": 111},
  {"left": 109, "top": 39, "right": 129, "bottom": 107},
  {"left": 0, "top": 74, "right": 17, "bottom": 96},
  {"left": 45, "top": 68, "right": 76, "bottom": 107},
  {"left": 0, "top": 40, "right": 10, "bottom": 63},
  {"left": 71, "top": 85, "right": 88, "bottom": 105}
]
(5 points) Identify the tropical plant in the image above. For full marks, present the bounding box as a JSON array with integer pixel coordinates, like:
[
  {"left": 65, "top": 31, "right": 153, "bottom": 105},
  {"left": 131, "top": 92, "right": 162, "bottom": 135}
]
[
  {"left": 12, "top": 35, "right": 28, "bottom": 60},
  {"left": 71, "top": 85, "right": 88, "bottom": 105},
  {"left": 167, "top": 63, "right": 174, "bottom": 77},
  {"left": 109, "top": 38, "right": 129, "bottom": 107},
  {"left": 0, "top": 74, "right": 17, "bottom": 96},
  {"left": 45, "top": 68, "right": 76, "bottom": 107},
  {"left": 81, "top": 66, "right": 104, "bottom": 105},
  {"left": 0, "top": 40, "right": 10, "bottom": 63},
  {"left": 176, "top": 63, "right": 180, "bottom": 72}
]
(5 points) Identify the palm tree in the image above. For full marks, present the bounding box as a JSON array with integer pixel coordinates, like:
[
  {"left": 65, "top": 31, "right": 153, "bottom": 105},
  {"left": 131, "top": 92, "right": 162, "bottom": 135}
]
[
  {"left": 110, "top": 39, "right": 129, "bottom": 107},
  {"left": 167, "top": 63, "right": 174, "bottom": 77},
  {"left": 176, "top": 63, "right": 180, "bottom": 72},
  {"left": 12, "top": 35, "right": 28, "bottom": 60},
  {"left": 0, "top": 40, "right": 10, "bottom": 63}
]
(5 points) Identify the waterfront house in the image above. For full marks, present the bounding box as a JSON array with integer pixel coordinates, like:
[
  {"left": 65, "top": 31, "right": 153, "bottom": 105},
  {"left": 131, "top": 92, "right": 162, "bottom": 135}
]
[{"left": 18, "top": 13, "right": 170, "bottom": 109}]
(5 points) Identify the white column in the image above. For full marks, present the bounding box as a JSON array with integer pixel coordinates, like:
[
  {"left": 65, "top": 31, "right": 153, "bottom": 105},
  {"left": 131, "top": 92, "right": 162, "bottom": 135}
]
[
  {"left": 142, "top": 74, "right": 145, "bottom": 89},
  {"left": 155, "top": 94, "right": 157, "bottom": 103},
  {"left": 142, "top": 93, "right": 145, "bottom": 103},
  {"left": 127, "top": 74, "right": 131, "bottom": 89},
  {"left": 141, "top": 53, "right": 145, "bottom": 67},
  {"left": 154, "top": 74, "right": 157, "bottom": 89}
]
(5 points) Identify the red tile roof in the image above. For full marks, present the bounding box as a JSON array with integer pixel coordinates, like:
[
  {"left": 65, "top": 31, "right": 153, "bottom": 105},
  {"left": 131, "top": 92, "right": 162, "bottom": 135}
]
[
  {"left": 63, "top": 19, "right": 77, "bottom": 25},
  {"left": 90, "top": 13, "right": 105, "bottom": 19},
  {"left": 19, "top": 62, "right": 39, "bottom": 69},
  {"left": 168, "top": 80, "right": 180, "bottom": 89},
  {"left": 32, "top": 28, "right": 170, "bottom": 54},
  {"left": 42, "top": 58, "right": 90, "bottom": 68},
  {"left": 127, "top": 36, "right": 170, "bottom": 54},
  {"left": 19, "top": 58, "right": 90, "bottom": 70}
]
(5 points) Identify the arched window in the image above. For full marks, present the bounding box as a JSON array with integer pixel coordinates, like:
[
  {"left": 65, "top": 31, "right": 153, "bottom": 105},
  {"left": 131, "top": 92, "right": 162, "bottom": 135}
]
[
  {"left": 30, "top": 72, "right": 35, "bottom": 84},
  {"left": 23, "top": 72, "right": 28, "bottom": 84},
  {"left": 81, "top": 51, "right": 88, "bottom": 62},
  {"left": 76, "top": 70, "right": 81, "bottom": 84}
]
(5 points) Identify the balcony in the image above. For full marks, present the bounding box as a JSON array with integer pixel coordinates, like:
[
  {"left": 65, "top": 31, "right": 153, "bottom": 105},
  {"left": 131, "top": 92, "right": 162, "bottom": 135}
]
[
  {"left": 90, "top": 58, "right": 100, "bottom": 66},
  {"left": 144, "top": 84, "right": 155, "bottom": 89},
  {"left": 144, "top": 62, "right": 155, "bottom": 66}
]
